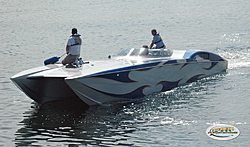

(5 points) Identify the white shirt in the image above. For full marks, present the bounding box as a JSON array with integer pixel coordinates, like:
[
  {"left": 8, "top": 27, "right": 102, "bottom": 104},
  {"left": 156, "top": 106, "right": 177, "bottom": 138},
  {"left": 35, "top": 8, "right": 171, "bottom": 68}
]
[{"left": 67, "top": 34, "right": 82, "bottom": 55}]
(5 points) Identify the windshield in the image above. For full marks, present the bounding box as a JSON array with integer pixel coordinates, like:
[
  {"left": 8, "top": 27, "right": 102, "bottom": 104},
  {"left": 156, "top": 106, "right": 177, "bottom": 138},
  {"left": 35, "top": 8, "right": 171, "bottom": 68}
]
[
  {"left": 116, "top": 48, "right": 131, "bottom": 56},
  {"left": 148, "top": 49, "right": 173, "bottom": 57},
  {"left": 130, "top": 48, "right": 149, "bottom": 56},
  {"left": 115, "top": 48, "right": 173, "bottom": 57}
]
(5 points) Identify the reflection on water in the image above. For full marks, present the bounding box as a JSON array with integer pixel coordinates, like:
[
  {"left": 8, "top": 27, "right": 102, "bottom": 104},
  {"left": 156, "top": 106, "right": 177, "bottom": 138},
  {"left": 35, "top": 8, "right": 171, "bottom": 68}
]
[
  {"left": 15, "top": 98, "right": 89, "bottom": 146},
  {"left": 14, "top": 72, "right": 227, "bottom": 146}
]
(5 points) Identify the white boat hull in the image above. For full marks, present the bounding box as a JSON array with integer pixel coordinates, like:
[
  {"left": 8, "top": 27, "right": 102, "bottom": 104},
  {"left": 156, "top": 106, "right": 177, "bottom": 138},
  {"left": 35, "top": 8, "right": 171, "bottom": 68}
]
[
  {"left": 10, "top": 64, "right": 80, "bottom": 104},
  {"left": 66, "top": 59, "right": 227, "bottom": 105}
]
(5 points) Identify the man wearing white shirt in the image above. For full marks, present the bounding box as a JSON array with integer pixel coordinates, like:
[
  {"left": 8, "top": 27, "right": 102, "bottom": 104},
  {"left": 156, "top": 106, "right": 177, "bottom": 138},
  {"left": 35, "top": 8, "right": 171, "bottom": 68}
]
[{"left": 62, "top": 28, "right": 82, "bottom": 65}]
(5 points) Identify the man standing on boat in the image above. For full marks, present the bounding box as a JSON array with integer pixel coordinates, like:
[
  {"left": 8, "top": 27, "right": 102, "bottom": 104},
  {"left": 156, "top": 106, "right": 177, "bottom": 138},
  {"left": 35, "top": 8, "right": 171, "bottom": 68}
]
[
  {"left": 62, "top": 28, "right": 82, "bottom": 66},
  {"left": 149, "top": 29, "right": 166, "bottom": 49}
]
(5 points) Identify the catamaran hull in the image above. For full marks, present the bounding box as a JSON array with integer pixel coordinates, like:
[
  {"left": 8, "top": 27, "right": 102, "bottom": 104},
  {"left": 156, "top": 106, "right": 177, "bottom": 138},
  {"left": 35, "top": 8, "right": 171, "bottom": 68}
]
[
  {"left": 10, "top": 49, "right": 228, "bottom": 106},
  {"left": 11, "top": 76, "right": 79, "bottom": 104},
  {"left": 10, "top": 64, "right": 81, "bottom": 104}
]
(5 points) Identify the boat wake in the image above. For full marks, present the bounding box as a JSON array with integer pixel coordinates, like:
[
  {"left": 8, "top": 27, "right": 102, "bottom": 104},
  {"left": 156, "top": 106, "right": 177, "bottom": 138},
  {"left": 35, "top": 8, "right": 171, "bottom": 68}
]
[
  {"left": 215, "top": 46, "right": 250, "bottom": 69},
  {"left": 229, "top": 61, "right": 250, "bottom": 69}
]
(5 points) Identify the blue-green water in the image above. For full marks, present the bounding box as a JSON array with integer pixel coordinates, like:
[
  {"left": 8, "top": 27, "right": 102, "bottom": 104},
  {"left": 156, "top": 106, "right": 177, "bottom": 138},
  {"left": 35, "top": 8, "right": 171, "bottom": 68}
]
[{"left": 1, "top": 0, "right": 250, "bottom": 146}]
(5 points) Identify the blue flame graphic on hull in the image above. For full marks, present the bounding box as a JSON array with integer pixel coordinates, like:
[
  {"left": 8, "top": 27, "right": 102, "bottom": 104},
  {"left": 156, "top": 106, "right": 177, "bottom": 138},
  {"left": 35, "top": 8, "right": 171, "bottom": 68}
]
[
  {"left": 93, "top": 71, "right": 137, "bottom": 83},
  {"left": 86, "top": 84, "right": 150, "bottom": 99},
  {"left": 157, "top": 79, "right": 182, "bottom": 91},
  {"left": 78, "top": 62, "right": 218, "bottom": 99}
]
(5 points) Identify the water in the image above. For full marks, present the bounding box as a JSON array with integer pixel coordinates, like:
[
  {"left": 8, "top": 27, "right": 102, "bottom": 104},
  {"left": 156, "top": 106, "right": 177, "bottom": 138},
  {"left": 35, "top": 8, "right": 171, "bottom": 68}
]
[{"left": 1, "top": 0, "right": 250, "bottom": 146}]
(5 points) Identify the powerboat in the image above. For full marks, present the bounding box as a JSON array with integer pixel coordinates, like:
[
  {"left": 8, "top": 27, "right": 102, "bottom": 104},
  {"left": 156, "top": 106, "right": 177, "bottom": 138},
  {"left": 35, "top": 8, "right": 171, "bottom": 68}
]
[{"left": 11, "top": 48, "right": 228, "bottom": 105}]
